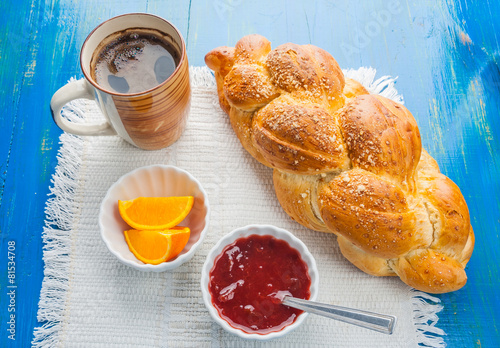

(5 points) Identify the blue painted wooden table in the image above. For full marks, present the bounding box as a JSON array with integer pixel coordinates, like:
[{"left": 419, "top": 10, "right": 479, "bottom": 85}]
[{"left": 1, "top": 0, "right": 499, "bottom": 346}]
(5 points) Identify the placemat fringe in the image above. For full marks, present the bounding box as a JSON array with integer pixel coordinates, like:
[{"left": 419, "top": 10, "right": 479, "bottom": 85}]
[
  {"left": 411, "top": 290, "right": 446, "bottom": 347},
  {"left": 190, "top": 65, "right": 217, "bottom": 88},
  {"left": 343, "top": 67, "right": 404, "bottom": 104},
  {"left": 32, "top": 133, "right": 85, "bottom": 348}
]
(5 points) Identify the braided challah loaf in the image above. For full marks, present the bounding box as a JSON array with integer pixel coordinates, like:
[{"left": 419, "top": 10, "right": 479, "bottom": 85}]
[{"left": 205, "top": 34, "right": 474, "bottom": 293}]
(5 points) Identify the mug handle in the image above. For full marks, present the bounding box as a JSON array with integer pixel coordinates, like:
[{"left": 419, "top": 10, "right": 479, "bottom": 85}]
[{"left": 50, "top": 78, "right": 116, "bottom": 135}]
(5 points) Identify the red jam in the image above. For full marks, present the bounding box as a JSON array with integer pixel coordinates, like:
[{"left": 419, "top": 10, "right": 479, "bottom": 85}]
[{"left": 209, "top": 234, "right": 311, "bottom": 334}]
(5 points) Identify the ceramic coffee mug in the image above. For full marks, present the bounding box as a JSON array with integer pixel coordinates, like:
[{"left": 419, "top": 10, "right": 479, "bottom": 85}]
[{"left": 51, "top": 13, "right": 190, "bottom": 150}]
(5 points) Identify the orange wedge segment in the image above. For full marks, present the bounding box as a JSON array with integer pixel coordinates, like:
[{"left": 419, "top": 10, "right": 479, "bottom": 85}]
[
  {"left": 118, "top": 196, "right": 194, "bottom": 230},
  {"left": 124, "top": 226, "right": 191, "bottom": 264}
]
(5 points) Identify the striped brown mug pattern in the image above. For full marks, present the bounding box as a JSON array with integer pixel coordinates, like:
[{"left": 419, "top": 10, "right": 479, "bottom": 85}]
[{"left": 51, "top": 13, "right": 191, "bottom": 150}]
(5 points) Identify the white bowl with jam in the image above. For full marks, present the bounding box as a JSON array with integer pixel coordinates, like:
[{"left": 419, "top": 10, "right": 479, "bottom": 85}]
[{"left": 201, "top": 225, "right": 319, "bottom": 340}]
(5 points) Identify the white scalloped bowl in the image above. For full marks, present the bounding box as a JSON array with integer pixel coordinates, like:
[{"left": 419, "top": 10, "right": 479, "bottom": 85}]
[
  {"left": 99, "top": 165, "right": 209, "bottom": 272},
  {"left": 201, "top": 225, "right": 319, "bottom": 340}
]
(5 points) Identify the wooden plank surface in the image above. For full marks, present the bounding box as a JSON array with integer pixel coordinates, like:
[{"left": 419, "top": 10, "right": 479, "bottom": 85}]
[{"left": 0, "top": 0, "right": 498, "bottom": 346}]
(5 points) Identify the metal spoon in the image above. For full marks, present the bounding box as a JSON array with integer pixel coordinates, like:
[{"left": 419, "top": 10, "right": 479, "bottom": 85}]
[{"left": 281, "top": 295, "right": 397, "bottom": 334}]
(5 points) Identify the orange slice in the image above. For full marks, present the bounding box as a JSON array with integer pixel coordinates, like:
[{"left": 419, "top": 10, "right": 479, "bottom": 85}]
[
  {"left": 124, "top": 226, "right": 191, "bottom": 264},
  {"left": 118, "top": 196, "right": 194, "bottom": 230}
]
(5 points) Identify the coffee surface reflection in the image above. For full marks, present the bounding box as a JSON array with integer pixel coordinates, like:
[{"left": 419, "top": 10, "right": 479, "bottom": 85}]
[{"left": 91, "top": 29, "right": 180, "bottom": 94}]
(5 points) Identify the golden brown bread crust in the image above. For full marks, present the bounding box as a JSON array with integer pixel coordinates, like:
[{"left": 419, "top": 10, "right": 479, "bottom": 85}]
[
  {"left": 391, "top": 249, "right": 467, "bottom": 293},
  {"left": 273, "top": 169, "right": 331, "bottom": 232},
  {"left": 205, "top": 34, "right": 474, "bottom": 293},
  {"left": 344, "top": 78, "right": 369, "bottom": 99},
  {"left": 253, "top": 97, "right": 350, "bottom": 175},
  {"left": 319, "top": 169, "right": 433, "bottom": 260},
  {"left": 337, "top": 236, "right": 396, "bottom": 276},
  {"left": 339, "top": 95, "right": 422, "bottom": 192}
]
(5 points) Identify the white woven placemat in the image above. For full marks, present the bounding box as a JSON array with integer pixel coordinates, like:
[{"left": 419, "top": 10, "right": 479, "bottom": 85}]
[{"left": 33, "top": 66, "right": 445, "bottom": 347}]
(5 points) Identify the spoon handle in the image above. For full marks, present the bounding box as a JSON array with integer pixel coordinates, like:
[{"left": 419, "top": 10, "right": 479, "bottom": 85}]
[{"left": 282, "top": 296, "right": 397, "bottom": 335}]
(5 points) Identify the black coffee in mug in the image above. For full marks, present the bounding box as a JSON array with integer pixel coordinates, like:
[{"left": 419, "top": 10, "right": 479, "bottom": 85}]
[{"left": 90, "top": 28, "right": 180, "bottom": 94}]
